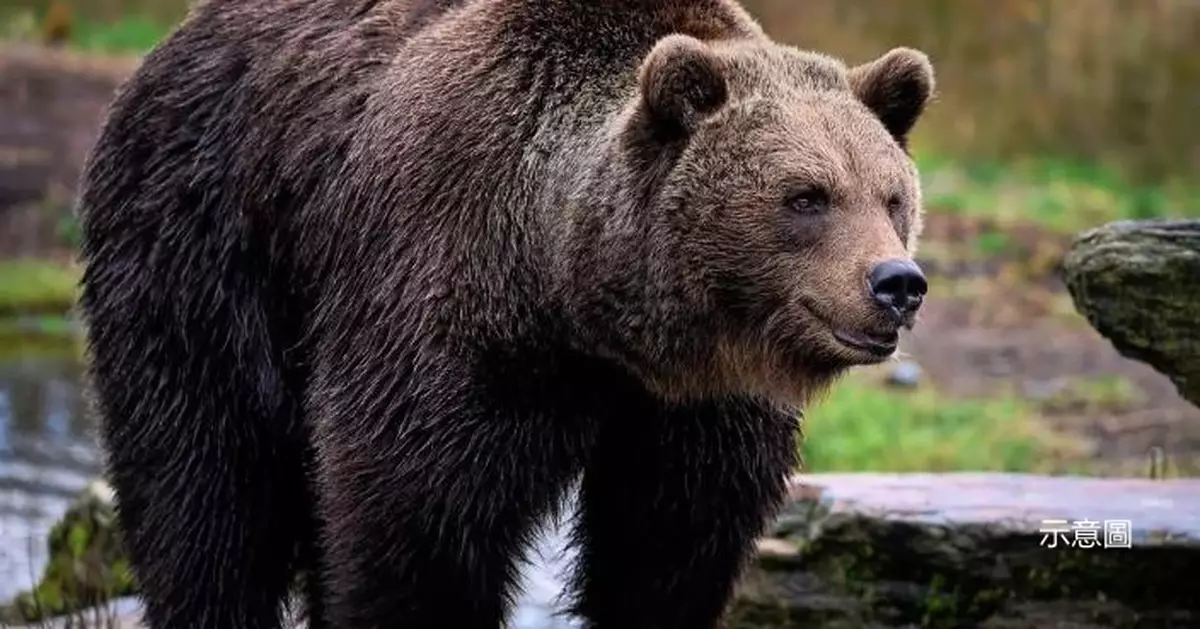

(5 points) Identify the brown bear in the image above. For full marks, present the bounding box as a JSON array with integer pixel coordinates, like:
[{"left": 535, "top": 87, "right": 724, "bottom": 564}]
[{"left": 75, "top": 0, "right": 935, "bottom": 627}]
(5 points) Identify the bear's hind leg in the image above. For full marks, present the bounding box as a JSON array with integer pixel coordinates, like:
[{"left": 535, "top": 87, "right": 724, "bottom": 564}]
[
  {"left": 567, "top": 397, "right": 800, "bottom": 629},
  {"left": 82, "top": 281, "right": 316, "bottom": 629}
]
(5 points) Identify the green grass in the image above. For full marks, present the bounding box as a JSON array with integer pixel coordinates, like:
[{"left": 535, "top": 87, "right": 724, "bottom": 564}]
[
  {"left": 0, "top": 322, "right": 81, "bottom": 362},
  {"left": 800, "top": 371, "right": 1086, "bottom": 474},
  {"left": 0, "top": 10, "right": 169, "bottom": 54},
  {"left": 0, "top": 260, "right": 80, "bottom": 317},
  {"left": 68, "top": 14, "right": 167, "bottom": 54},
  {"left": 914, "top": 152, "right": 1198, "bottom": 233}
]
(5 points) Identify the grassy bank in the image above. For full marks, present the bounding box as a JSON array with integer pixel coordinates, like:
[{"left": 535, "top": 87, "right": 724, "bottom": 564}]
[
  {"left": 801, "top": 369, "right": 1089, "bottom": 475},
  {"left": 1, "top": 9, "right": 167, "bottom": 54},
  {"left": 0, "top": 260, "right": 81, "bottom": 357},
  {"left": 0, "top": 260, "right": 78, "bottom": 317},
  {"left": 63, "top": 13, "right": 164, "bottom": 53},
  {"left": 914, "top": 153, "right": 1197, "bottom": 234}
]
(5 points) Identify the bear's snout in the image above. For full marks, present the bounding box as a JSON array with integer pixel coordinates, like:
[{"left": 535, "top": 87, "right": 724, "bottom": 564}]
[{"left": 868, "top": 258, "right": 927, "bottom": 324}]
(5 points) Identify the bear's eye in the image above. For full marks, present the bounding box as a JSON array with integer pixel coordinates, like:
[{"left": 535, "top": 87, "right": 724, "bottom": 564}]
[
  {"left": 886, "top": 195, "right": 904, "bottom": 215},
  {"left": 786, "top": 188, "right": 830, "bottom": 215}
]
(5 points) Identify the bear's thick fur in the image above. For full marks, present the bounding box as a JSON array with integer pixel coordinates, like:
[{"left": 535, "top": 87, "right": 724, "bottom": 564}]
[{"left": 76, "top": 0, "right": 935, "bottom": 627}]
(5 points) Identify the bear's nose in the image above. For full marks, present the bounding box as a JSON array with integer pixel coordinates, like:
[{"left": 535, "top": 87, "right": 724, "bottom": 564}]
[{"left": 869, "top": 258, "right": 927, "bottom": 320}]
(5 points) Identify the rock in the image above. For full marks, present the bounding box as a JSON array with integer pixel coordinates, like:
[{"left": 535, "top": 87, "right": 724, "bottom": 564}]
[
  {"left": 885, "top": 360, "right": 923, "bottom": 388},
  {"left": 730, "top": 473, "right": 1200, "bottom": 628},
  {"left": 1062, "top": 219, "right": 1200, "bottom": 407},
  {"left": 0, "top": 480, "right": 136, "bottom": 625}
]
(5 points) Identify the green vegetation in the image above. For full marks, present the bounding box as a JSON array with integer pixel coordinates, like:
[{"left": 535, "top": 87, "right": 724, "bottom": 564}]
[
  {"left": 0, "top": 319, "right": 81, "bottom": 363},
  {"left": 0, "top": 260, "right": 79, "bottom": 317},
  {"left": 801, "top": 371, "right": 1087, "bottom": 474},
  {"left": 67, "top": 13, "right": 164, "bottom": 53},
  {"left": 0, "top": 7, "right": 169, "bottom": 54},
  {"left": 0, "top": 484, "right": 135, "bottom": 625},
  {"left": 0, "top": 260, "right": 82, "bottom": 359},
  {"left": 915, "top": 153, "right": 1197, "bottom": 234}
]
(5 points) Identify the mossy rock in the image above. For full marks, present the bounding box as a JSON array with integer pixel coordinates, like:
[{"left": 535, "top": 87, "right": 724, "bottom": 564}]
[
  {"left": 0, "top": 480, "right": 137, "bottom": 624},
  {"left": 1062, "top": 219, "right": 1200, "bottom": 407},
  {"left": 730, "top": 473, "right": 1200, "bottom": 628}
]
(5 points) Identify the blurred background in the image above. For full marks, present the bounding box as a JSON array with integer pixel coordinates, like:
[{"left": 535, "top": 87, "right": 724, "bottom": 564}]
[{"left": 0, "top": 0, "right": 1198, "bottom": 615}]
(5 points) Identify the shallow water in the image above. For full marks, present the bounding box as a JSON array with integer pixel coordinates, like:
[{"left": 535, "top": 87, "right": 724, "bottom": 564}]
[
  {"left": 0, "top": 353, "right": 98, "bottom": 603},
  {"left": 0, "top": 348, "right": 579, "bottom": 628}
]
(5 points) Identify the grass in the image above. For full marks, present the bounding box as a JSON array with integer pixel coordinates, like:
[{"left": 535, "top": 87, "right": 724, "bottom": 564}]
[
  {"left": 800, "top": 369, "right": 1090, "bottom": 474},
  {"left": 66, "top": 13, "right": 165, "bottom": 54},
  {"left": 0, "top": 260, "right": 80, "bottom": 317},
  {"left": 0, "top": 9, "right": 168, "bottom": 55},
  {"left": 0, "top": 260, "right": 82, "bottom": 360},
  {"left": 913, "top": 152, "right": 1199, "bottom": 234}
]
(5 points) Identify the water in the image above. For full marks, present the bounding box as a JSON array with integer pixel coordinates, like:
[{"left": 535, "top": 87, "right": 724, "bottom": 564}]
[
  {"left": 0, "top": 353, "right": 99, "bottom": 603},
  {"left": 0, "top": 347, "right": 579, "bottom": 628}
]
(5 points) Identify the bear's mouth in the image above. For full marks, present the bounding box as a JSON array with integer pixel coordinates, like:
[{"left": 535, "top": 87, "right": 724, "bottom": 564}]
[
  {"left": 794, "top": 298, "right": 901, "bottom": 361},
  {"left": 831, "top": 327, "right": 899, "bottom": 357}
]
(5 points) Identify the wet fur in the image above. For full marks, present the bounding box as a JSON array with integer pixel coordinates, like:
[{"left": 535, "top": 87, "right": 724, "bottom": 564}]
[{"left": 76, "top": 0, "right": 933, "bottom": 627}]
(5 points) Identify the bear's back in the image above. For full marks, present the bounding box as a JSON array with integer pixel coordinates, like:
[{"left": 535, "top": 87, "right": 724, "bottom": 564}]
[
  {"left": 78, "top": 0, "right": 456, "bottom": 271},
  {"left": 78, "top": 0, "right": 767, "bottom": 346},
  {"left": 290, "top": 0, "right": 769, "bottom": 335}
]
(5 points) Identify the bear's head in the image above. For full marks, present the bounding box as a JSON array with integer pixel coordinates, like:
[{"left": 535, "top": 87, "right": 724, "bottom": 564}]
[{"left": 622, "top": 35, "right": 936, "bottom": 404}]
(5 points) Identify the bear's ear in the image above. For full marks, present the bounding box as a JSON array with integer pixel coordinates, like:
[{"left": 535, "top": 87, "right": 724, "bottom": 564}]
[
  {"left": 638, "top": 34, "right": 729, "bottom": 137},
  {"left": 848, "top": 47, "right": 935, "bottom": 149}
]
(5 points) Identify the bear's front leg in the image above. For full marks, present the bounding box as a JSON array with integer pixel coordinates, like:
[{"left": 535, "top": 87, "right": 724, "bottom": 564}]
[
  {"left": 309, "top": 352, "right": 589, "bottom": 629},
  {"left": 568, "top": 396, "right": 800, "bottom": 629}
]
